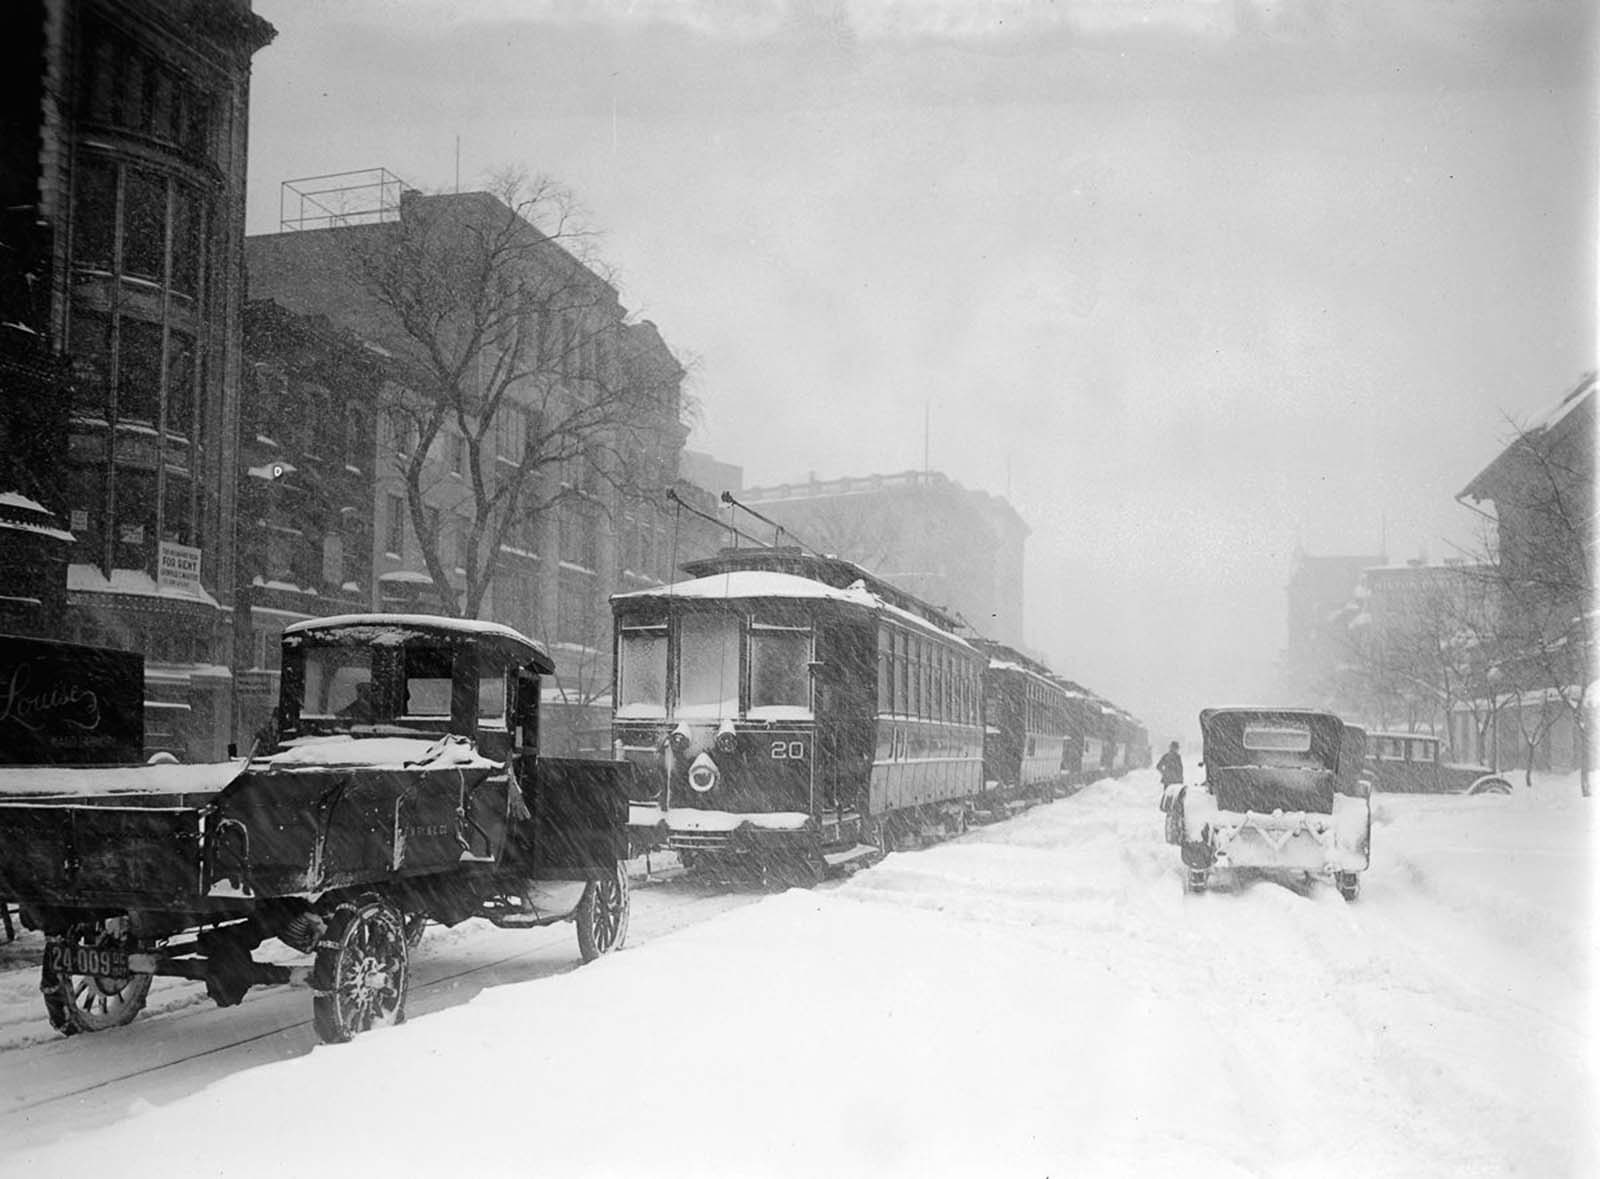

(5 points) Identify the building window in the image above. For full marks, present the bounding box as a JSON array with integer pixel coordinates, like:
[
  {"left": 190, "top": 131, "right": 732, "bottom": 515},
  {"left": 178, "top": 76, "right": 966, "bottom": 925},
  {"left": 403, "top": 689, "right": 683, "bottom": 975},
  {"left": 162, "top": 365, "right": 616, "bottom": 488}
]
[
  {"left": 161, "top": 472, "right": 193, "bottom": 545},
  {"left": 389, "top": 410, "right": 415, "bottom": 457},
  {"left": 68, "top": 142, "right": 212, "bottom": 574},
  {"left": 77, "top": 16, "right": 217, "bottom": 159},
  {"left": 385, "top": 494, "right": 405, "bottom": 556},
  {"left": 344, "top": 406, "right": 367, "bottom": 469}
]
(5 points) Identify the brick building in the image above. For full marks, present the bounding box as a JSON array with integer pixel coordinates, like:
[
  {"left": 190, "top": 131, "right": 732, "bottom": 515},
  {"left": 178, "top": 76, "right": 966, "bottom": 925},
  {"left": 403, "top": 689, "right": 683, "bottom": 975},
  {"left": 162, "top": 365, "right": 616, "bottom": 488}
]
[
  {"left": 232, "top": 299, "right": 378, "bottom": 746},
  {"left": 244, "top": 186, "right": 718, "bottom": 754},
  {"left": 0, "top": 0, "right": 273, "bottom": 758}
]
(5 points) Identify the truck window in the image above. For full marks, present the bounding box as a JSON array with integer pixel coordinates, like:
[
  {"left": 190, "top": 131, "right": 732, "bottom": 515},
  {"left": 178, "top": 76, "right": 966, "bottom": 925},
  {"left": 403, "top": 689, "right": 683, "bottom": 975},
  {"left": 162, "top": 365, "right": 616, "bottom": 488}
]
[
  {"left": 402, "top": 648, "right": 454, "bottom": 719},
  {"left": 303, "top": 648, "right": 377, "bottom": 718},
  {"left": 477, "top": 668, "right": 507, "bottom": 729}
]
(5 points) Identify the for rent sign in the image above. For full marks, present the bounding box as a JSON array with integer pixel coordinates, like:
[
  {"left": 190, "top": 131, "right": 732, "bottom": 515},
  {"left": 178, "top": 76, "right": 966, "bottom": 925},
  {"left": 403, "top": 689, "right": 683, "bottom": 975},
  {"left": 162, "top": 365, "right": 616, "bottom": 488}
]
[{"left": 158, "top": 541, "right": 203, "bottom": 596}]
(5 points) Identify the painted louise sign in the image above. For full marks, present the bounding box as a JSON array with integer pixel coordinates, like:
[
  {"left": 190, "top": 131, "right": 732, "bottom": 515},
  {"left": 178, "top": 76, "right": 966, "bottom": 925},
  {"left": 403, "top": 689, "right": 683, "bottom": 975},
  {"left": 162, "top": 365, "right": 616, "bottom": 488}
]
[{"left": 0, "top": 635, "right": 143, "bottom": 764}]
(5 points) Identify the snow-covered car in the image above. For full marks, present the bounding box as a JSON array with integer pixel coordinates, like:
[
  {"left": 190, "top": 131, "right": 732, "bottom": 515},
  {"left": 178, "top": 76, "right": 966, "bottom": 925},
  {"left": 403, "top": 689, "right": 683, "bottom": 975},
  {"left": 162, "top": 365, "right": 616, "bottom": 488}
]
[
  {"left": 1164, "top": 708, "right": 1369, "bottom": 900},
  {"left": 1364, "top": 731, "right": 1512, "bottom": 795}
]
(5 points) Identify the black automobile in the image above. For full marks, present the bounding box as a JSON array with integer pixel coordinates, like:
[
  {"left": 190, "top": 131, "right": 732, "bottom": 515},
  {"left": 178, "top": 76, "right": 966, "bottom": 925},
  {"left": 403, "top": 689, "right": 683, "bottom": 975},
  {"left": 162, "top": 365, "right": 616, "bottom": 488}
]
[{"left": 1364, "top": 731, "right": 1512, "bottom": 795}]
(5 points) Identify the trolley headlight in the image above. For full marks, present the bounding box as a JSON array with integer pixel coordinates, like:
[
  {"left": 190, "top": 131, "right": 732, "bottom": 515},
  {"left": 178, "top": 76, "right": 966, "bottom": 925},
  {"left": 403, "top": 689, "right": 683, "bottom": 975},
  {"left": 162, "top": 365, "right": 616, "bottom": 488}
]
[
  {"left": 669, "top": 724, "right": 693, "bottom": 755},
  {"left": 688, "top": 752, "right": 720, "bottom": 793},
  {"left": 714, "top": 718, "right": 738, "bottom": 754}
]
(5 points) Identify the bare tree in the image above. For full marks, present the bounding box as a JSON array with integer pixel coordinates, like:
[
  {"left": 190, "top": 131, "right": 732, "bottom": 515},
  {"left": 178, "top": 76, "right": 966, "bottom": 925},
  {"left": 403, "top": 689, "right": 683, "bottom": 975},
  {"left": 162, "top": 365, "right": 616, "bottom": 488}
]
[
  {"left": 1462, "top": 399, "right": 1596, "bottom": 794},
  {"left": 353, "top": 171, "right": 681, "bottom": 619},
  {"left": 1335, "top": 562, "right": 1516, "bottom": 766}
]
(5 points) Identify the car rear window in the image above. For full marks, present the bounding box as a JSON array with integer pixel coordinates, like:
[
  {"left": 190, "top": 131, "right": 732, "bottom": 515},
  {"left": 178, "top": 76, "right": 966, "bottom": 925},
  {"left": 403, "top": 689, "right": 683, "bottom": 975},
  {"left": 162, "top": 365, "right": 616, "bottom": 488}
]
[{"left": 1242, "top": 723, "right": 1312, "bottom": 753}]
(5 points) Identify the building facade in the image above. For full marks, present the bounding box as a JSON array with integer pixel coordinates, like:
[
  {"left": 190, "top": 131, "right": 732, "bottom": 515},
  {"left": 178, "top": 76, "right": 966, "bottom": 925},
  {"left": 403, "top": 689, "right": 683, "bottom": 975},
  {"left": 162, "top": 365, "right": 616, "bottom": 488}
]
[
  {"left": 738, "top": 470, "right": 1028, "bottom": 649},
  {"left": 1455, "top": 374, "right": 1596, "bottom": 777},
  {"left": 1, "top": 0, "right": 274, "bottom": 758},
  {"left": 1347, "top": 559, "right": 1497, "bottom": 737},
  {"left": 1280, "top": 549, "right": 1386, "bottom": 710},
  {"left": 244, "top": 188, "right": 715, "bottom": 754},
  {"left": 233, "top": 298, "right": 378, "bottom": 746}
]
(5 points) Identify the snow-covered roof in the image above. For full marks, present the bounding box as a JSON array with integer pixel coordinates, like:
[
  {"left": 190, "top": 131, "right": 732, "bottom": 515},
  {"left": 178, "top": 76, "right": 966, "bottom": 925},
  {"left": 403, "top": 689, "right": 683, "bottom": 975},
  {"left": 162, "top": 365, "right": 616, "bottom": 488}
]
[
  {"left": 284, "top": 613, "right": 548, "bottom": 657},
  {"left": 615, "top": 570, "right": 851, "bottom": 604},
  {"left": 615, "top": 570, "right": 975, "bottom": 649}
]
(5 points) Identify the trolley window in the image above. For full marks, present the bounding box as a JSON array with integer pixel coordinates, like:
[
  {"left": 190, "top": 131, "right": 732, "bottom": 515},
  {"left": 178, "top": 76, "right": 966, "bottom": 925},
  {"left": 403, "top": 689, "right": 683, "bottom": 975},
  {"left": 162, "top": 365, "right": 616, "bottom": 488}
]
[
  {"left": 617, "top": 626, "right": 668, "bottom": 719},
  {"left": 894, "top": 632, "right": 909, "bottom": 716},
  {"left": 877, "top": 629, "right": 893, "bottom": 713},
  {"left": 749, "top": 624, "right": 812, "bottom": 718},
  {"left": 678, "top": 611, "right": 740, "bottom": 719}
]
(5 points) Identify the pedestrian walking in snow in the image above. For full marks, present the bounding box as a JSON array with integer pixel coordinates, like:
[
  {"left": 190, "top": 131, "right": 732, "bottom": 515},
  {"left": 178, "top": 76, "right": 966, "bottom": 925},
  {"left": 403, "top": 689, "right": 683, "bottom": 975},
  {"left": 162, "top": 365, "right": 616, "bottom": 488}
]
[
  {"left": 1157, "top": 741, "right": 1184, "bottom": 818},
  {"left": 1158, "top": 741, "right": 1184, "bottom": 786}
]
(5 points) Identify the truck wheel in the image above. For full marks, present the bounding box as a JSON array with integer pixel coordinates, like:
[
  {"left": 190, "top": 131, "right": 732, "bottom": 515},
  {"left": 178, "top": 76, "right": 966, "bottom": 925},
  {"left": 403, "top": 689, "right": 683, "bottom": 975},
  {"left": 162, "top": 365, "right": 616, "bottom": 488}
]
[
  {"left": 1336, "top": 872, "right": 1361, "bottom": 902},
  {"left": 576, "top": 860, "right": 630, "bottom": 962},
  {"left": 41, "top": 921, "right": 151, "bottom": 1035},
  {"left": 1467, "top": 776, "right": 1513, "bottom": 796},
  {"left": 311, "top": 895, "right": 409, "bottom": 1044}
]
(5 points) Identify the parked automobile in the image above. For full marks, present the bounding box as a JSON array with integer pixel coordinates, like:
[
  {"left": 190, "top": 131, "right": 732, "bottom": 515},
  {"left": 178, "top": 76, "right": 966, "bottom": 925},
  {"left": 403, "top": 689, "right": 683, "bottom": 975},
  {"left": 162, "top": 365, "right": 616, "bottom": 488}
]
[
  {"left": 1164, "top": 707, "right": 1370, "bottom": 900},
  {"left": 1364, "top": 731, "right": 1512, "bottom": 795}
]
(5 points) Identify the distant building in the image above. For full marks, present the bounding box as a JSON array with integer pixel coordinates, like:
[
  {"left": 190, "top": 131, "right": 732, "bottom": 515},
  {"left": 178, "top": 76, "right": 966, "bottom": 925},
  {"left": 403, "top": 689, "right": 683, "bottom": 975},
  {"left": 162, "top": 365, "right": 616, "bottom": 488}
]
[
  {"left": 738, "top": 470, "right": 1027, "bottom": 648},
  {"left": 1280, "top": 549, "right": 1385, "bottom": 708},
  {"left": 680, "top": 449, "right": 743, "bottom": 499},
  {"left": 1, "top": 0, "right": 274, "bottom": 758}
]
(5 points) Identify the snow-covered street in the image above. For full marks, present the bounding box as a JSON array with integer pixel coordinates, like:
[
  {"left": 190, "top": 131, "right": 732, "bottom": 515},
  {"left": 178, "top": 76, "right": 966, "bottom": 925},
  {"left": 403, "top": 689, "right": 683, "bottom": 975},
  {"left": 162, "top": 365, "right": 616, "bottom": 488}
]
[{"left": 1, "top": 769, "right": 1592, "bottom": 1178}]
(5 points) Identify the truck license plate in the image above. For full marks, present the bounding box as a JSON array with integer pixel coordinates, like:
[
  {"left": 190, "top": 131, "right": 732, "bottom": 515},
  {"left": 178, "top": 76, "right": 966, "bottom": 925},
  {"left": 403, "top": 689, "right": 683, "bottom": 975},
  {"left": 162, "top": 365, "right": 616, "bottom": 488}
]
[{"left": 48, "top": 943, "right": 131, "bottom": 980}]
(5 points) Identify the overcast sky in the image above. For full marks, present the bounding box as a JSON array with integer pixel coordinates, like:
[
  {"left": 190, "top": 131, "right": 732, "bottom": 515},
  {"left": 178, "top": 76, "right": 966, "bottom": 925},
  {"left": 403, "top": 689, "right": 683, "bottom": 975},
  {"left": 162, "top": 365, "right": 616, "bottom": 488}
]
[{"left": 243, "top": 0, "right": 1596, "bottom": 742}]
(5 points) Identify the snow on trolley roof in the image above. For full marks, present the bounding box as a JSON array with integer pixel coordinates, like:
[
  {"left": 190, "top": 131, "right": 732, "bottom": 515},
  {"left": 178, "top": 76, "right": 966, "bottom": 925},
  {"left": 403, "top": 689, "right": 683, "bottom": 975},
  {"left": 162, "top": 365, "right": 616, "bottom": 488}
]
[{"left": 614, "top": 570, "right": 975, "bottom": 649}]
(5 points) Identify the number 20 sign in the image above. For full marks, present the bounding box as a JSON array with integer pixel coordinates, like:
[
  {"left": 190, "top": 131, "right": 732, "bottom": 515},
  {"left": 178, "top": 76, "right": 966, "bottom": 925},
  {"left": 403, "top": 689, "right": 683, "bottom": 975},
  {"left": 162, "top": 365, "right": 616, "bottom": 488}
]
[{"left": 770, "top": 741, "right": 806, "bottom": 760}]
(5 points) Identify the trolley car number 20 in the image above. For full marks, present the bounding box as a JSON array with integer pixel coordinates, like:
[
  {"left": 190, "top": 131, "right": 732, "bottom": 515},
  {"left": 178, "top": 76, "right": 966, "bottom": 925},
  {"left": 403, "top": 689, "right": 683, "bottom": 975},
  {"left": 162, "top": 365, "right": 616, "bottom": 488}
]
[{"left": 770, "top": 741, "right": 806, "bottom": 760}]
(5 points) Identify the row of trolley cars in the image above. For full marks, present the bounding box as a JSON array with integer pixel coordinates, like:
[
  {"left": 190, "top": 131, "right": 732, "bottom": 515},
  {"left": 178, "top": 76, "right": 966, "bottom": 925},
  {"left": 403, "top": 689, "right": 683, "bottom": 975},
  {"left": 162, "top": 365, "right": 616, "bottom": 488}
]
[
  {"left": 612, "top": 546, "right": 1149, "bottom": 882},
  {"left": 0, "top": 546, "right": 1147, "bottom": 1045}
]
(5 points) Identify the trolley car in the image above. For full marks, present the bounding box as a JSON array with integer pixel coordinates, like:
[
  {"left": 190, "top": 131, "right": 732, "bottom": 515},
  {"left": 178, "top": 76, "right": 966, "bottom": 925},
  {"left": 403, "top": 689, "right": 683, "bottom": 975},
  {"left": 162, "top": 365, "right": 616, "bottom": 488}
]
[
  {"left": 612, "top": 548, "right": 985, "bottom": 882},
  {"left": 976, "top": 640, "right": 1075, "bottom": 805}
]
